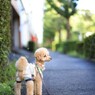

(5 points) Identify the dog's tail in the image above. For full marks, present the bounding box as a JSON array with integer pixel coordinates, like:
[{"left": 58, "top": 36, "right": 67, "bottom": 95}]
[
  {"left": 17, "top": 70, "right": 26, "bottom": 80},
  {"left": 15, "top": 56, "right": 28, "bottom": 80}
]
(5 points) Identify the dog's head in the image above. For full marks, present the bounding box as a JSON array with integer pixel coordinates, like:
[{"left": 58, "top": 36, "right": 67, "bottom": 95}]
[
  {"left": 15, "top": 56, "right": 29, "bottom": 71},
  {"left": 34, "top": 47, "right": 52, "bottom": 62}
]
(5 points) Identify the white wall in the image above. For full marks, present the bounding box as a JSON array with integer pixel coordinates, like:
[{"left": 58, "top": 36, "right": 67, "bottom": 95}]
[
  {"left": 12, "top": 0, "right": 45, "bottom": 47},
  {"left": 30, "top": 0, "right": 45, "bottom": 44}
]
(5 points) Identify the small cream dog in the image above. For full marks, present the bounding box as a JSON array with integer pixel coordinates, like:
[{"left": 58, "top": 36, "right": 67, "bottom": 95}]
[{"left": 14, "top": 47, "right": 52, "bottom": 95}]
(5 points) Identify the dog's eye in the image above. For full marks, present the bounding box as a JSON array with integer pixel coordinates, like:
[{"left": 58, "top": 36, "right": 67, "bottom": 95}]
[{"left": 44, "top": 55, "right": 46, "bottom": 57}]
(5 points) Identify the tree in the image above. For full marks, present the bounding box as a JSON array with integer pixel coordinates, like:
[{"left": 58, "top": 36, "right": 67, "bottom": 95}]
[
  {"left": 71, "top": 10, "right": 95, "bottom": 35},
  {"left": 44, "top": 7, "right": 66, "bottom": 48},
  {"left": 43, "top": 10, "right": 57, "bottom": 47},
  {"left": 47, "top": 0, "right": 78, "bottom": 40}
]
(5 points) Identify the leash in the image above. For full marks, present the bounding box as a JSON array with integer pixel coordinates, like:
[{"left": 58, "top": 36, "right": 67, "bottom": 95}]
[{"left": 36, "top": 64, "right": 51, "bottom": 95}]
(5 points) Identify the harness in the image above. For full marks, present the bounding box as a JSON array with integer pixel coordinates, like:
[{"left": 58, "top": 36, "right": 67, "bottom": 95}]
[
  {"left": 16, "top": 63, "right": 35, "bottom": 83},
  {"left": 16, "top": 78, "right": 33, "bottom": 83},
  {"left": 16, "top": 63, "right": 51, "bottom": 95}
]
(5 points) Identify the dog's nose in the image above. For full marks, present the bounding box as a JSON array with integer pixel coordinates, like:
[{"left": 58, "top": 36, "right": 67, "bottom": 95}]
[{"left": 50, "top": 57, "right": 52, "bottom": 60}]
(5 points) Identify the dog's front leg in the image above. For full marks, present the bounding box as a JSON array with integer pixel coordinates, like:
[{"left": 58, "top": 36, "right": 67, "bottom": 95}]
[
  {"left": 14, "top": 82, "right": 21, "bottom": 95},
  {"left": 26, "top": 80, "right": 34, "bottom": 95},
  {"left": 34, "top": 80, "right": 42, "bottom": 95},
  {"left": 37, "top": 80, "right": 42, "bottom": 95}
]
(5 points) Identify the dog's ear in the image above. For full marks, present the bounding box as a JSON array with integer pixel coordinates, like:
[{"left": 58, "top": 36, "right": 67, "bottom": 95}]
[
  {"left": 37, "top": 55, "right": 42, "bottom": 61},
  {"left": 35, "top": 54, "right": 42, "bottom": 61}
]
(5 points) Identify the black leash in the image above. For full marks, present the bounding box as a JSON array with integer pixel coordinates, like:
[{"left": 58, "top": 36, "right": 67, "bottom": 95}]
[{"left": 36, "top": 64, "right": 51, "bottom": 95}]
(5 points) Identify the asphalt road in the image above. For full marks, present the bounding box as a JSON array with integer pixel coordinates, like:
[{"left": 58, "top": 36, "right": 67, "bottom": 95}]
[
  {"left": 10, "top": 50, "right": 95, "bottom": 95},
  {"left": 42, "top": 51, "right": 95, "bottom": 95}
]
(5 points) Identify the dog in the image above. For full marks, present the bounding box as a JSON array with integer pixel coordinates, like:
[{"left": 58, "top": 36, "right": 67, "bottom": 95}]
[
  {"left": 14, "top": 47, "right": 52, "bottom": 95},
  {"left": 34, "top": 47, "right": 52, "bottom": 95}
]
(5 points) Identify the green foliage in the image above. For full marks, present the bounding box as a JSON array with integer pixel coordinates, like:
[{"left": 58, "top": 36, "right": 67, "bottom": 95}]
[
  {"left": 44, "top": 3, "right": 67, "bottom": 47},
  {"left": 0, "top": 63, "right": 16, "bottom": 82},
  {"left": 0, "top": 0, "right": 11, "bottom": 75},
  {"left": 76, "top": 41, "right": 84, "bottom": 55},
  {"left": 56, "top": 43, "right": 63, "bottom": 52},
  {"left": 0, "top": 1, "right": 14, "bottom": 94},
  {"left": 56, "top": 41, "right": 77, "bottom": 53},
  {"left": 0, "top": 82, "right": 14, "bottom": 95},
  {"left": 71, "top": 10, "right": 95, "bottom": 34},
  {"left": 63, "top": 41, "right": 77, "bottom": 53},
  {"left": 46, "top": 0, "right": 78, "bottom": 40},
  {"left": 47, "top": 0, "right": 78, "bottom": 19},
  {"left": 0, "top": 83, "right": 12, "bottom": 95},
  {"left": 0, "top": 63, "right": 16, "bottom": 95},
  {"left": 44, "top": 9, "right": 61, "bottom": 47},
  {"left": 84, "top": 33, "right": 95, "bottom": 59}
]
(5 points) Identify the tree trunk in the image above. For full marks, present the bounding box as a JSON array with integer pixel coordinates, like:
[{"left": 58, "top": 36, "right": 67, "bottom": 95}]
[
  {"left": 66, "top": 18, "right": 71, "bottom": 40},
  {"left": 58, "top": 28, "right": 62, "bottom": 43}
]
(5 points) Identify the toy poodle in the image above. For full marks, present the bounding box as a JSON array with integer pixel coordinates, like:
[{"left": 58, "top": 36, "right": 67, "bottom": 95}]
[
  {"left": 34, "top": 47, "right": 52, "bottom": 95},
  {"left": 14, "top": 47, "right": 52, "bottom": 95}
]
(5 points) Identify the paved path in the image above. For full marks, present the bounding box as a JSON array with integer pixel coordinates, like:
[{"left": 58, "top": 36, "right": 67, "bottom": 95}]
[
  {"left": 43, "top": 51, "right": 95, "bottom": 95},
  {"left": 10, "top": 50, "right": 95, "bottom": 95}
]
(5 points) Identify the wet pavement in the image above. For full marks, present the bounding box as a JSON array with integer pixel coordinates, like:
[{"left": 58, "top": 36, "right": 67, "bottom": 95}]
[{"left": 9, "top": 49, "right": 95, "bottom": 95}]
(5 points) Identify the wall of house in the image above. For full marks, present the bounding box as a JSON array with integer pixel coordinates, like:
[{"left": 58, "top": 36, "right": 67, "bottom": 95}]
[{"left": 11, "top": 0, "right": 45, "bottom": 48}]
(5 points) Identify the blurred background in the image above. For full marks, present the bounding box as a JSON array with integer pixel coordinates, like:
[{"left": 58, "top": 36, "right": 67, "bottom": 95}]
[
  {"left": 11, "top": 0, "right": 95, "bottom": 59},
  {"left": 0, "top": 0, "right": 95, "bottom": 94}
]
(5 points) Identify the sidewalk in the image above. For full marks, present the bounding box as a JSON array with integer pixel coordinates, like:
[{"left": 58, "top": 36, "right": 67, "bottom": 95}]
[{"left": 9, "top": 48, "right": 35, "bottom": 62}]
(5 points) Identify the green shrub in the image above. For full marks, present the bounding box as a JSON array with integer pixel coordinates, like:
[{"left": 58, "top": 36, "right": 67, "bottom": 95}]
[
  {"left": 0, "top": 83, "right": 12, "bottom": 95},
  {"left": 62, "top": 41, "right": 77, "bottom": 53},
  {"left": 0, "top": 0, "right": 11, "bottom": 82},
  {"left": 56, "top": 43, "right": 63, "bottom": 52},
  {"left": 0, "top": 63, "right": 16, "bottom": 95},
  {"left": 0, "top": 82, "right": 14, "bottom": 95},
  {"left": 84, "top": 33, "right": 95, "bottom": 59},
  {"left": 76, "top": 41, "right": 84, "bottom": 55},
  {"left": 0, "top": 63, "right": 16, "bottom": 82}
]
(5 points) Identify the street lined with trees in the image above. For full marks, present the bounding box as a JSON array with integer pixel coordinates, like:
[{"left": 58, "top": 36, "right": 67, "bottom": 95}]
[{"left": 44, "top": 0, "right": 95, "bottom": 60}]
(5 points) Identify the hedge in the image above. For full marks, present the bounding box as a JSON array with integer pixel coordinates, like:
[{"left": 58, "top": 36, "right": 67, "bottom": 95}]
[
  {"left": 55, "top": 33, "right": 95, "bottom": 60},
  {"left": 0, "top": 0, "right": 11, "bottom": 82},
  {"left": 76, "top": 41, "right": 84, "bottom": 55},
  {"left": 84, "top": 33, "right": 95, "bottom": 59},
  {"left": 56, "top": 41, "right": 77, "bottom": 53},
  {"left": 63, "top": 41, "right": 77, "bottom": 53}
]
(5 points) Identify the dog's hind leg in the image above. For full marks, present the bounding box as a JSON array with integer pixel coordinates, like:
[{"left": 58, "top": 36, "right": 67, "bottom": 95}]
[
  {"left": 14, "top": 82, "right": 21, "bottom": 95},
  {"left": 26, "top": 81, "right": 34, "bottom": 95}
]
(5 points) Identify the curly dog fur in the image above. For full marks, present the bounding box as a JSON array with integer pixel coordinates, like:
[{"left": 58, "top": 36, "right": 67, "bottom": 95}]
[{"left": 14, "top": 47, "right": 52, "bottom": 95}]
